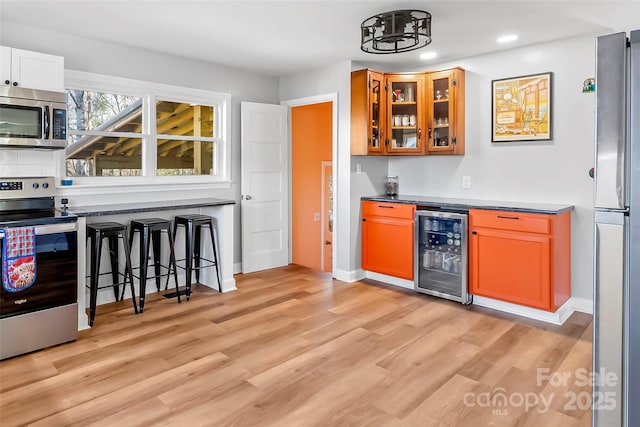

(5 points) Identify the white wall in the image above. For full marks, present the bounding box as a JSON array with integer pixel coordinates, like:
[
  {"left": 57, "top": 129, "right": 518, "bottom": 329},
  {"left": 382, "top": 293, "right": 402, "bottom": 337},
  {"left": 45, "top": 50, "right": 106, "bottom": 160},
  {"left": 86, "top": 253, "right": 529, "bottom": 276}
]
[
  {"left": 279, "top": 61, "right": 354, "bottom": 279},
  {"left": 0, "top": 21, "right": 280, "bottom": 266},
  {"left": 0, "top": 21, "right": 600, "bottom": 300},
  {"left": 386, "top": 35, "right": 596, "bottom": 301}
]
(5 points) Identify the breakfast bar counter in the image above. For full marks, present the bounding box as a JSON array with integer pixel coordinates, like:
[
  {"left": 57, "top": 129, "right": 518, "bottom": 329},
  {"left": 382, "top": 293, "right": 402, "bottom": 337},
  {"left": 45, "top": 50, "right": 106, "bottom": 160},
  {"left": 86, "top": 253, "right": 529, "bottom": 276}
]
[
  {"left": 70, "top": 198, "right": 235, "bottom": 217},
  {"left": 70, "top": 198, "right": 236, "bottom": 329}
]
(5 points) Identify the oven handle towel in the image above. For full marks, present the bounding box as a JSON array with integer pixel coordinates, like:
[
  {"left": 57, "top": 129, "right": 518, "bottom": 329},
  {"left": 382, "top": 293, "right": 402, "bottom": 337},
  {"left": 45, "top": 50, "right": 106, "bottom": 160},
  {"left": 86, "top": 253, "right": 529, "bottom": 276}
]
[{"left": 1, "top": 227, "right": 36, "bottom": 292}]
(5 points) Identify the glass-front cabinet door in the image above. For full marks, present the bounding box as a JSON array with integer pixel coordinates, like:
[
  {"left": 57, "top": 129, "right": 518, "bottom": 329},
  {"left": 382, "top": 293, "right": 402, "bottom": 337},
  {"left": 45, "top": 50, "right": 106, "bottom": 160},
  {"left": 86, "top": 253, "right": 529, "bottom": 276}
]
[
  {"left": 368, "top": 71, "right": 385, "bottom": 154},
  {"left": 425, "top": 68, "right": 465, "bottom": 155},
  {"left": 385, "top": 73, "right": 424, "bottom": 155}
]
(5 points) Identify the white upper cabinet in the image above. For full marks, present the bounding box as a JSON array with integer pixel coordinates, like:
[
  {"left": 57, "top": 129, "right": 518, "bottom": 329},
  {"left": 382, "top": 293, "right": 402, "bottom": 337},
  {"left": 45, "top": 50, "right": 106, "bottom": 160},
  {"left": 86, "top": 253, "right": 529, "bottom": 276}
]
[{"left": 1, "top": 46, "right": 64, "bottom": 93}]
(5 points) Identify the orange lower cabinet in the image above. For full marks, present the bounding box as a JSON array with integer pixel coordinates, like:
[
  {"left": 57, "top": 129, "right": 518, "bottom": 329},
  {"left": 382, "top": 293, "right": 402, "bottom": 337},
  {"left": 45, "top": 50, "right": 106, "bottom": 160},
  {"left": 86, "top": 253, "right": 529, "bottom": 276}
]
[
  {"left": 469, "top": 209, "right": 571, "bottom": 311},
  {"left": 362, "top": 201, "right": 415, "bottom": 280}
]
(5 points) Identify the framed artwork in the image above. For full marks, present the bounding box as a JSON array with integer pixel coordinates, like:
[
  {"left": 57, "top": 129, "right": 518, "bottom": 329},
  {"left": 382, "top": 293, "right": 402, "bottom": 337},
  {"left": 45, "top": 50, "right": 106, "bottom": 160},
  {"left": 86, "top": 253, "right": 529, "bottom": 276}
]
[{"left": 491, "top": 72, "right": 552, "bottom": 142}]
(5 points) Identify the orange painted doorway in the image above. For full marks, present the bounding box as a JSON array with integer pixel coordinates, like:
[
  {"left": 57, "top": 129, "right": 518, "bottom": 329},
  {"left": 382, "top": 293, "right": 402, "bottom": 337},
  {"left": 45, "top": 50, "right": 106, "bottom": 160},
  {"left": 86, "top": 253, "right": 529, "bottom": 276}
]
[{"left": 291, "top": 101, "right": 332, "bottom": 271}]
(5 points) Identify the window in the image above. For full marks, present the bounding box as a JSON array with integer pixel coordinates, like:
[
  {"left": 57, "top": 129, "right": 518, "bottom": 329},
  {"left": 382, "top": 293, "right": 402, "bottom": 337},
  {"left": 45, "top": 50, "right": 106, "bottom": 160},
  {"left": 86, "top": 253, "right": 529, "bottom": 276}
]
[
  {"left": 66, "top": 90, "right": 143, "bottom": 177},
  {"left": 64, "top": 72, "right": 230, "bottom": 183},
  {"left": 155, "top": 101, "right": 216, "bottom": 176}
]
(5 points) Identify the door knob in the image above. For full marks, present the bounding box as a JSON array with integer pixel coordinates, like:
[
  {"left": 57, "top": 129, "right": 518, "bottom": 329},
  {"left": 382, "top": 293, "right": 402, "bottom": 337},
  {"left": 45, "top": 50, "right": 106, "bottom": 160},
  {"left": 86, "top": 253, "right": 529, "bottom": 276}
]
[
  {"left": 325, "top": 241, "right": 332, "bottom": 245},
  {"left": 244, "top": 195, "right": 252, "bottom": 200}
]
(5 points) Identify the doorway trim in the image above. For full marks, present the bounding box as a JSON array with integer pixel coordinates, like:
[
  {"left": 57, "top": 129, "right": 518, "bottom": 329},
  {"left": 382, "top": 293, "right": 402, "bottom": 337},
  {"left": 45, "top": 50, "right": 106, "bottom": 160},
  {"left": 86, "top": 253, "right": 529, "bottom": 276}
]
[
  {"left": 281, "top": 93, "right": 338, "bottom": 275},
  {"left": 321, "top": 160, "right": 332, "bottom": 272}
]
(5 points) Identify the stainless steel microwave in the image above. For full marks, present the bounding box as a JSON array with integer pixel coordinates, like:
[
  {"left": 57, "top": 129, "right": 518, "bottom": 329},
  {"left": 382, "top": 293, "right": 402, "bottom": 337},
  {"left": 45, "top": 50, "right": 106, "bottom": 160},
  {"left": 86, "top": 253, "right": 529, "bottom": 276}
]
[{"left": 0, "top": 86, "right": 67, "bottom": 149}]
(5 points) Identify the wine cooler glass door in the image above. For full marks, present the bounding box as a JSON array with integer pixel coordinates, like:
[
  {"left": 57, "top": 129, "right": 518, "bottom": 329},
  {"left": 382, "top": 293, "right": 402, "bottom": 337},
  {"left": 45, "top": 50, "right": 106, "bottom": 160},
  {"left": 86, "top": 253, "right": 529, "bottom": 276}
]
[{"left": 415, "top": 211, "right": 470, "bottom": 304}]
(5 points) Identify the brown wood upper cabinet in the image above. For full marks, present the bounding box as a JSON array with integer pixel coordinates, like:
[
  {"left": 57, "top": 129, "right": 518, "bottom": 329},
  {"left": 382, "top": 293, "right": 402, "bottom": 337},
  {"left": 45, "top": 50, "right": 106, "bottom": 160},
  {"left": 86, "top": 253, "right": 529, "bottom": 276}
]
[
  {"left": 425, "top": 68, "right": 465, "bottom": 155},
  {"left": 350, "top": 69, "right": 385, "bottom": 155},
  {"left": 351, "top": 67, "right": 465, "bottom": 156}
]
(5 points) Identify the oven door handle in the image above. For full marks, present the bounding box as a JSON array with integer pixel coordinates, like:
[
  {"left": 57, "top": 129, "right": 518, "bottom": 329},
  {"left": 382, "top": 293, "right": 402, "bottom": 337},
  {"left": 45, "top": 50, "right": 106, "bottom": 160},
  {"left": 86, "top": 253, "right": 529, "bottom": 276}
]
[{"left": 0, "top": 222, "right": 78, "bottom": 237}]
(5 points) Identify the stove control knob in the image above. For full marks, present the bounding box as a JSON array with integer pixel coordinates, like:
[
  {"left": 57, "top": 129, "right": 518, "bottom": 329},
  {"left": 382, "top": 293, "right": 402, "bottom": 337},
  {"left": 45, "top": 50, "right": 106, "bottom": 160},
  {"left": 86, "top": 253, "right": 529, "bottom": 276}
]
[
  {"left": 32, "top": 183, "right": 39, "bottom": 189},
  {"left": 42, "top": 182, "right": 49, "bottom": 189}
]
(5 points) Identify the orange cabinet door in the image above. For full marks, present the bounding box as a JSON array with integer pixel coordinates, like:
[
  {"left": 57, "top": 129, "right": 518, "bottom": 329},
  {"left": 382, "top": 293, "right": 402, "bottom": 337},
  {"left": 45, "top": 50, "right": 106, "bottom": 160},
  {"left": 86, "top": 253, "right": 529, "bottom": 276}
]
[
  {"left": 362, "top": 215, "right": 414, "bottom": 280},
  {"left": 470, "top": 227, "right": 551, "bottom": 310}
]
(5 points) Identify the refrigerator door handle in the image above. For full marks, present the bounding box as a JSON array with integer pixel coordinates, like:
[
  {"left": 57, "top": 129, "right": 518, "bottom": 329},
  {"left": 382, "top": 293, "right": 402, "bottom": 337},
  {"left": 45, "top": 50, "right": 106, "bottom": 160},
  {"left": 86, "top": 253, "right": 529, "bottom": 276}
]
[
  {"left": 593, "top": 212, "right": 625, "bottom": 427},
  {"left": 595, "top": 32, "right": 628, "bottom": 210}
]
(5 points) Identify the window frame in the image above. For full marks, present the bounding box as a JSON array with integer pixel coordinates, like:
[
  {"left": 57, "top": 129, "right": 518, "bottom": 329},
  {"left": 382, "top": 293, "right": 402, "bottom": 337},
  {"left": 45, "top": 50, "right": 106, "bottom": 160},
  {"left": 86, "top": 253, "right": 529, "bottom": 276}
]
[{"left": 61, "top": 70, "right": 231, "bottom": 187}]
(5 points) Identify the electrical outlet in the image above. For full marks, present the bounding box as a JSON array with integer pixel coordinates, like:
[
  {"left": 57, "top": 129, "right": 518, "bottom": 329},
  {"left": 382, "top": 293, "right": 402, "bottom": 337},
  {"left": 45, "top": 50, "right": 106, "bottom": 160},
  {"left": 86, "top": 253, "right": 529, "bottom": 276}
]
[
  {"left": 462, "top": 176, "right": 472, "bottom": 189},
  {"left": 356, "top": 163, "right": 362, "bottom": 174}
]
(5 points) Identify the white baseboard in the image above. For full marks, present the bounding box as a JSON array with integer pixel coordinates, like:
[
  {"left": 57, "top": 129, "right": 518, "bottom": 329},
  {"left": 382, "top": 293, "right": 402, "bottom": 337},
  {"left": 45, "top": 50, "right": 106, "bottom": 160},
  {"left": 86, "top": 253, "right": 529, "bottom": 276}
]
[
  {"left": 233, "top": 262, "right": 242, "bottom": 274},
  {"left": 364, "top": 271, "right": 414, "bottom": 290},
  {"left": 333, "top": 268, "right": 365, "bottom": 283},
  {"left": 570, "top": 297, "right": 593, "bottom": 314},
  {"left": 472, "top": 296, "right": 587, "bottom": 325}
]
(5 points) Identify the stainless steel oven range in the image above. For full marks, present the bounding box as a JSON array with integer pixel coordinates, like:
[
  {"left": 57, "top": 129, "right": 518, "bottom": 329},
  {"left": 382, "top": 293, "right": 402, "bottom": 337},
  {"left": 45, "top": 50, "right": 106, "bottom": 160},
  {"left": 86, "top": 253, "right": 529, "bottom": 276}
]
[{"left": 0, "top": 176, "right": 78, "bottom": 360}]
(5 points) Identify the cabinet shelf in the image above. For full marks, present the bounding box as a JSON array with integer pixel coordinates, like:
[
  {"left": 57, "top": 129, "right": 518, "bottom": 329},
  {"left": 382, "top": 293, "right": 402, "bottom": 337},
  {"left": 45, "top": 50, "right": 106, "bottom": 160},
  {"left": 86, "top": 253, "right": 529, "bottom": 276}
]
[
  {"left": 433, "top": 98, "right": 449, "bottom": 103},
  {"left": 420, "top": 266, "right": 462, "bottom": 277},
  {"left": 391, "top": 126, "right": 417, "bottom": 130},
  {"left": 433, "top": 124, "right": 449, "bottom": 129},
  {"left": 392, "top": 101, "right": 417, "bottom": 105},
  {"left": 421, "top": 230, "right": 463, "bottom": 238}
]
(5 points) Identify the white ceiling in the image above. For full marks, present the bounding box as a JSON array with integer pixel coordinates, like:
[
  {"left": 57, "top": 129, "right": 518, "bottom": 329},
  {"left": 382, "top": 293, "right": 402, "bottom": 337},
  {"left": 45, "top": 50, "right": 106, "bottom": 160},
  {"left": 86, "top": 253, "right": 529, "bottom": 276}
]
[{"left": 1, "top": 0, "right": 639, "bottom": 77}]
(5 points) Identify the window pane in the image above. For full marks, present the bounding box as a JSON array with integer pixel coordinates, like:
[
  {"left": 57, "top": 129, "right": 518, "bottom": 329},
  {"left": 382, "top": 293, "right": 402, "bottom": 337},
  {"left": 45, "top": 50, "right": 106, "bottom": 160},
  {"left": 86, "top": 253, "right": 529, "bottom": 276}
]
[
  {"left": 66, "top": 90, "right": 142, "bottom": 132},
  {"left": 66, "top": 136, "right": 142, "bottom": 177},
  {"left": 156, "top": 101, "right": 214, "bottom": 138},
  {"left": 157, "top": 139, "right": 213, "bottom": 176}
]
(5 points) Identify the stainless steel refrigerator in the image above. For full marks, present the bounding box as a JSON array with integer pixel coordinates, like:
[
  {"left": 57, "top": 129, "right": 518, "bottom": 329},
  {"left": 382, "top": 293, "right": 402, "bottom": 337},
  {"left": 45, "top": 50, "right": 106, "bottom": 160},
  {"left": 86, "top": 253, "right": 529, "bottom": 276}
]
[{"left": 593, "top": 30, "right": 639, "bottom": 427}]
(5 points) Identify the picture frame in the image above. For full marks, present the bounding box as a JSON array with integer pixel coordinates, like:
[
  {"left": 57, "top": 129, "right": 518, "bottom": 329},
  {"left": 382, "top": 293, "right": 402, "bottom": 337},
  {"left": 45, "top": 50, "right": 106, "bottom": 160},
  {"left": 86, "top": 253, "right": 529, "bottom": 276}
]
[
  {"left": 403, "top": 133, "right": 417, "bottom": 148},
  {"left": 491, "top": 72, "right": 552, "bottom": 142}
]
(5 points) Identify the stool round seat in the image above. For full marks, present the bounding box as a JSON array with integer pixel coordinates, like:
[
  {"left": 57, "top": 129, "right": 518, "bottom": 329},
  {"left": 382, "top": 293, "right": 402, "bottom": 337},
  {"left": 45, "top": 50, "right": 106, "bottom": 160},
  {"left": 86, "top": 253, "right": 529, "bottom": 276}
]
[
  {"left": 173, "top": 214, "right": 221, "bottom": 300},
  {"left": 88, "top": 222, "right": 131, "bottom": 234},
  {"left": 129, "top": 218, "right": 180, "bottom": 312},
  {"left": 86, "top": 222, "right": 138, "bottom": 326},
  {"left": 173, "top": 214, "right": 213, "bottom": 225},
  {"left": 131, "top": 218, "right": 172, "bottom": 228}
]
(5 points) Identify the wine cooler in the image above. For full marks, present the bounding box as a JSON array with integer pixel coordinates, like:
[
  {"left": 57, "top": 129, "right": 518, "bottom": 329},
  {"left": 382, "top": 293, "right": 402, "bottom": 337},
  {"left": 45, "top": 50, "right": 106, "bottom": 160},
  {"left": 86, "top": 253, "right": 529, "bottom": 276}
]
[{"left": 414, "top": 210, "right": 471, "bottom": 304}]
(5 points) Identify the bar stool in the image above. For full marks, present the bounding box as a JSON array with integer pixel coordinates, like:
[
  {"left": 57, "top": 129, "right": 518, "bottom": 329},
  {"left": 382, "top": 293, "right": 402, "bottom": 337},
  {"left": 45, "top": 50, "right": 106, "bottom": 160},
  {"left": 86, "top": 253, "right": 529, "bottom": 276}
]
[
  {"left": 129, "top": 218, "right": 181, "bottom": 312},
  {"left": 173, "top": 214, "right": 221, "bottom": 300},
  {"left": 86, "top": 222, "right": 138, "bottom": 326}
]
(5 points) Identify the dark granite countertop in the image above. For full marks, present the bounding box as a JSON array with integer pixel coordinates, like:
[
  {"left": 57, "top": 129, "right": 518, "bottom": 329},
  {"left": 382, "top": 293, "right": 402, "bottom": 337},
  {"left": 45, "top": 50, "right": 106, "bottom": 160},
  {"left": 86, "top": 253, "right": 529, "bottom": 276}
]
[
  {"left": 70, "top": 198, "right": 235, "bottom": 217},
  {"left": 362, "top": 195, "right": 573, "bottom": 214}
]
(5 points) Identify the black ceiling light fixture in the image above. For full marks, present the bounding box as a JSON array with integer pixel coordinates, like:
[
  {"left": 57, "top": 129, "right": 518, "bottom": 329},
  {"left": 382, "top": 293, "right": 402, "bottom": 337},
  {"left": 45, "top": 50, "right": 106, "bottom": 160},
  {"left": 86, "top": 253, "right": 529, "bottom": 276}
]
[{"left": 361, "top": 9, "right": 432, "bottom": 54}]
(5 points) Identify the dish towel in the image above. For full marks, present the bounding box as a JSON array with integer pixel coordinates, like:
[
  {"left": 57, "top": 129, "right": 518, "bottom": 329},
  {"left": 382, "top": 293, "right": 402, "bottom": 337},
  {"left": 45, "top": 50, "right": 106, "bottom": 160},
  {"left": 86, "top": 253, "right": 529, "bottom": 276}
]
[{"left": 2, "top": 227, "right": 36, "bottom": 292}]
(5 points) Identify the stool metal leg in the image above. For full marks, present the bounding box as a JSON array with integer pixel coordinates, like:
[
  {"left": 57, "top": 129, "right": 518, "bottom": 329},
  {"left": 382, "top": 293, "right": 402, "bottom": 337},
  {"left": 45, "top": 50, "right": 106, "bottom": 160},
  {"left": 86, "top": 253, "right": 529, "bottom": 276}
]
[
  {"left": 151, "top": 229, "right": 162, "bottom": 292},
  {"left": 124, "top": 228, "right": 136, "bottom": 301},
  {"left": 88, "top": 232, "right": 102, "bottom": 327},
  {"left": 194, "top": 224, "right": 202, "bottom": 284},
  {"left": 107, "top": 235, "right": 121, "bottom": 301},
  {"left": 165, "top": 228, "right": 181, "bottom": 303},
  {"left": 121, "top": 230, "right": 139, "bottom": 315},
  {"left": 207, "top": 223, "right": 222, "bottom": 292},
  {"left": 184, "top": 221, "right": 195, "bottom": 301},
  {"left": 138, "top": 226, "right": 151, "bottom": 312}
]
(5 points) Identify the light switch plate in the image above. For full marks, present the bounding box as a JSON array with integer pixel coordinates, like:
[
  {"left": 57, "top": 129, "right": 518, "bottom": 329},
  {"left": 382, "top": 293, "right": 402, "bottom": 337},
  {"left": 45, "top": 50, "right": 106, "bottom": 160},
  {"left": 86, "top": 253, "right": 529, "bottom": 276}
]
[{"left": 462, "top": 176, "right": 472, "bottom": 189}]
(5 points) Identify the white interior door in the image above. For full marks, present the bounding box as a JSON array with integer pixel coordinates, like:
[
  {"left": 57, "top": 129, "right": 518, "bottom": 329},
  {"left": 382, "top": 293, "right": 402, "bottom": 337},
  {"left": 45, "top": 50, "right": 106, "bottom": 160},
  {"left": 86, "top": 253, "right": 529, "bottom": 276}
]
[{"left": 241, "top": 102, "right": 289, "bottom": 273}]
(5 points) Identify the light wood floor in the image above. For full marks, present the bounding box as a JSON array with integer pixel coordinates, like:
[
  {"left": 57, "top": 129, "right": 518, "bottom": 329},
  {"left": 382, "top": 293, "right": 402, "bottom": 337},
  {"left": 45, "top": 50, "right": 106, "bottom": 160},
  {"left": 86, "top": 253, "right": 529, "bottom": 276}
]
[{"left": 0, "top": 265, "right": 592, "bottom": 426}]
